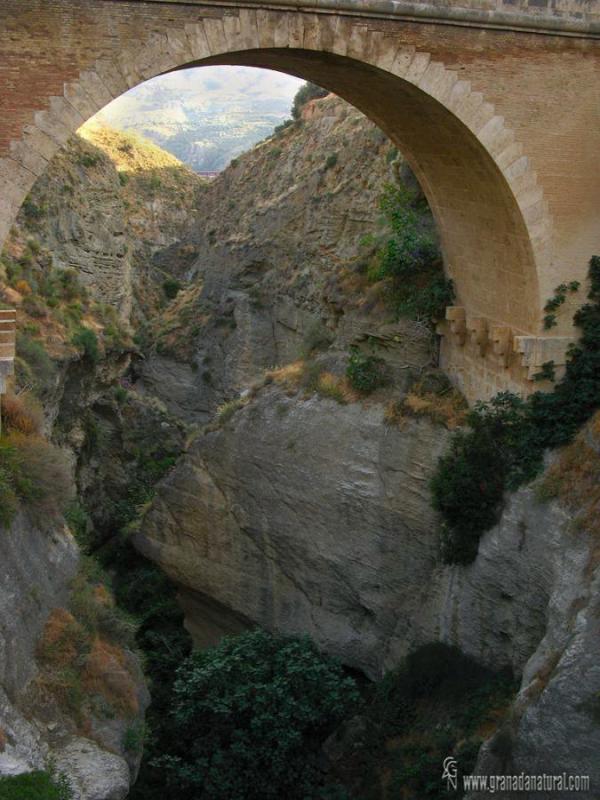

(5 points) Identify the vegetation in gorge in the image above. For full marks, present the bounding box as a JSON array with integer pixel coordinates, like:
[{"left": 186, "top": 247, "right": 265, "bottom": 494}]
[
  {"left": 0, "top": 393, "right": 71, "bottom": 527},
  {"left": 368, "top": 183, "right": 454, "bottom": 324},
  {"left": 34, "top": 558, "right": 140, "bottom": 725},
  {"left": 433, "top": 255, "right": 600, "bottom": 564},
  {"left": 66, "top": 394, "right": 191, "bottom": 800},
  {"left": 104, "top": 540, "right": 191, "bottom": 800},
  {"left": 346, "top": 347, "right": 387, "bottom": 394},
  {"left": 329, "top": 643, "right": 516, "bottom": 800},
  {"left": 0, "top": 770, "right": 72, "bottom": 799},
  {"left": 154, "top": 629, "right": 359, "bottom": 800}
]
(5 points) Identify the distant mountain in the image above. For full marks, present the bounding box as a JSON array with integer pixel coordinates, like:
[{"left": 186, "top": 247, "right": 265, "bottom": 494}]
[{"left": 93, "top": 66, "right": 304, "bottom": 173}]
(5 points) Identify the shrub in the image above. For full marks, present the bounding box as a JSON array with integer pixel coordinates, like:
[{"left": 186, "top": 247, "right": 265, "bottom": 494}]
[
  {"left": 15, "top": 279, "right": 32, "bottom": 296},
  {"left": 387, "top": 375, "right": 467, "bottom": 430},
  {"left": 213, "top": 397, "right": 246, "bottom": 427},
  {"left": 58, "top": 269, "right": 82, "bottom": 302},
  {"left": 324, "top": 153, "right": 338, "bottom": 170},
  {"left": 154, "top": 630, "right": 359, "bottom": 800},
  {"left": 64, "top": 499, "right": 91, "bottom": 550},
  {"left": 119, "top": 172, "right": 129, "bottom": 186},
  {"left": 71, "top": 327, "right": 100, "bottom": 364},
  {"left": 162, "top": 278, "right": 182, "bottom": 300},
  {"left": 1, "top": 392, "right": 42, "bottom": 436},
  {"left": 432, "top": 256, "right": 600, "bottom": 564},
  {"left": 36, "top": 561, "right": 140, "bottom": 721},
  {"left": 346, "top": 347, "right": 387, "bottom": 394},
  {"left": 0, "top": 770, "right": 72, "bottom": 799},
  {"left": 22, "top": 294, "right": 48, "bottom": 318},
  {"left": 79, "top": 152, "right": 100, "bottom": 168},
  {"left": 21, "top": 199, "right": 45, "bottom": 221},
  {"left": 302, "top": 320, "right": 333, "bottom": 355},
  {"left": 0, "top": 431, "right": 71, "bottom": 528},
  {"left": 291, "top": 82, "right": 328, "bottom": 119},
  {"left": 16, "top": 333, "right": 57, "bottom": 396},
  {"left": 9, "top": 432, "right": 73, "bottom": 525},
  {"left": 431, "top": 393, "right": 540, "bottom": 564},
  {"left": 273, "top": 119, "right": 294, "bottom": 136},
  {"left": 113, "top": 384, "right": 128, "bottom": 404},
  {"left": 370, "top": 183, "right": 454, "bottom": 322}
]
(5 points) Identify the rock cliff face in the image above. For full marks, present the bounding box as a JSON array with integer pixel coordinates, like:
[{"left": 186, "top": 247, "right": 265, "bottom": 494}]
[
  {"left": 0, "top": 125, "right": 198, "bottom": 798},
  {"left": 132, "top": 95, "right": 600, "bottom": 794},
  {"left": 134, "top": 95, "right": 408, "bottom": 422},
  {"left": 2, "top": 85, "right": 600, "bottom": 800},
  {"left": 137, "top": 391, "right": 600, "bottom": 794},
  {"left": 0, "top": 512, "right": 147, "bottom": 799}
]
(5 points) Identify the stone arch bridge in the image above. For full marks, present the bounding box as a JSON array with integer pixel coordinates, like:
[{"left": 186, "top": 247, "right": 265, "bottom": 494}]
[{"left": 1, "top": 0, "right": 599, "bottom": 399}]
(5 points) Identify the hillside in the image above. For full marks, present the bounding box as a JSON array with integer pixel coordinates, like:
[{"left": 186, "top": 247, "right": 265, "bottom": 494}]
[{"left": 96, "top": 65, "right": 304, "bottom": 172}]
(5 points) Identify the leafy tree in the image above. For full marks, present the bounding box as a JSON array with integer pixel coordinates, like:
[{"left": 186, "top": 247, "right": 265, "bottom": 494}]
[
  {"left": 155, "top": 629, "right": 359, "bottom": 800},
  {"left": 431, "top": 394, "right": 539, "bottom": 564},
  {"left": 291, "top": 82, "right": 328, "bottom": 119},
  {"left": 432, "top": 256, "right": 600, "bottom": 564}
]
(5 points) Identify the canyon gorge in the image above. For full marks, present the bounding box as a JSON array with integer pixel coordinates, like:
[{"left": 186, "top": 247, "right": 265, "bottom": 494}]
[{"left": 0, "top": 85, "right": 599, "bottom": 800}]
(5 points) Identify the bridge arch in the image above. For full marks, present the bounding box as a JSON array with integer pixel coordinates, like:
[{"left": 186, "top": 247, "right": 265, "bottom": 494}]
[{"left": 2, "top": 7, "right": 555, "bottom": 395}]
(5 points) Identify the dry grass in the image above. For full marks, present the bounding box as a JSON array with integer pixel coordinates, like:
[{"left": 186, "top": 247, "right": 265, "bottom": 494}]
[
  {"left": 266, "top": 359, "right": 360, "bottom": 404},
  {"left": 36, "top": 571, "right": 140, "bottom": 726},
  {"left": 0, "top": 392, "right": 43, "bottom": 435},
  {"left": 539, "top": 413, "right": 600, "bottom": 540},
  {"left": 385, "top": 380, "right": 467, "bottom": 430},
  {"left": 37, "top": 608, "right": 89, "bottom": 668},
  {"left": 82, "top": 637, "right": 139, "bottom": 717},
  {"left": 265, "top": 360, "right": 307, "bottom": 393},
  {"left": 8, "top": 431, "right": 73, "bottom": 522},
  {"left": 314, "top": 372, "right": 360, "bottom": 404}
]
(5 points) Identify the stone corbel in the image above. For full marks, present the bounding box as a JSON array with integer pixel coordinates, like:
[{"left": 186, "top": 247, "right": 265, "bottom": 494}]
[
  {"left": 491, "top": 325, "right": 513, "bottom": 368},
  {"left": 445, "top": 306, "right": 467, "bottom": 346},
  {"left": 466, "top": 317, "right": 488, "bottom": 356},
  {"left": 513, "top": 335, "right": 576, "bottom": 381}
]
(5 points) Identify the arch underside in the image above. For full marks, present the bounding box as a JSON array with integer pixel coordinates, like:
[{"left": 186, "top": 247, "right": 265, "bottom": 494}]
[
  {"left": 199, "top": 47, "right": 540, "bottom": 334},
  {"left": 2, "top": 10, "right": 550, "bottom": 344}
]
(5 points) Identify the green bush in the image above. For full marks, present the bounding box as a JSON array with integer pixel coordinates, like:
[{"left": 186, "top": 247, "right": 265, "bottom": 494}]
[
  {"left": 346, "top": 347, "right": 387, "bottom": 394},
  {"left": 371, "top": 184, "right": 454, "bottom": 322},
  {"left": 291, "top": 82, "right": 328, "bottom": 119},
  {"left": 324, "top": 153, "right": 338, "bottom": 170},
  {"left": 162, "top": 278, "right": 182, "bottom": 300},
  {"left": 71, "top": 327, "right": 99, "bottom": 364},
  {"left": 155, "top": 630, "right": 359, "bottom": 800},
  {"left": 0, "top": 770, "right": 72, "bottom": 799},
  {"left": 79, "top": 152, "right": 100, "bottom": 168},
  {"left": 16, "top": 333, "right": 58, "bottom": 396},
  {"left": 432, "top": 256, "right": 600, "bottom": 564},
  {"left": 21, "top": 199, "right": 45, "bottom": 222}
]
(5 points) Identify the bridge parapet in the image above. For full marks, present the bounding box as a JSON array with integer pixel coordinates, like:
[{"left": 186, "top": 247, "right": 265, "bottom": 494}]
[{"left": 145, "top": 0, "right": 600, "bottom": 37}]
